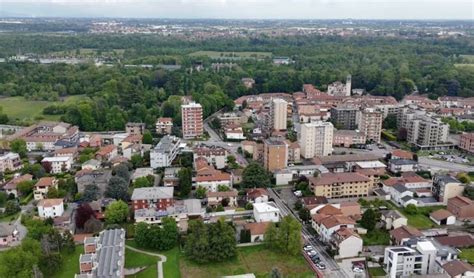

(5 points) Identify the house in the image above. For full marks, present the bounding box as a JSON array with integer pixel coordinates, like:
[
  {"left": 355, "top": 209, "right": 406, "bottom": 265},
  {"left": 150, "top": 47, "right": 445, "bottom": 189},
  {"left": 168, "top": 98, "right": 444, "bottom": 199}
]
[
  {"left": 125, "top": 122, "right": 145, "bottom": 136},
  {"left": 246, "top": 188, "right": 268, "bottom": 203},
  {"left": 163, "top": 167, "right": 181, "bottom": 187},
  {"left": 75, "top": 169, "right": 112, "bottom": 196},
  {"left": 330, "top": 227, "right": 363, "bottom": 259},
  {"left": 388, "top": 159, "right": 419, "bottom": 173},
  {"left": 447, "top": 196, "right": 474, "bottom": 220},
  {"left": 430, "top": 209, "right": 456, "bottom": 225},
  {"left": 156, "top": 118, "right": 173, "bottom": 135},
  {"left": 441, "top": 260, "right": 474, "bottom": 278},
  {"left": 53, "top": 147, "right": 78, "bottom": 158},
  {"left": 391, "top": 149, "right": 414, "bottom": 160},
  {"left": 433, "top": 175, "right": 465, "bottom": 205},
  {"left": 244, "top": 222, "right": 271, "bottom": 243},
  {"left": 95, "top": 145, "right": 118, "bottom": 161},
  {"left": 131, "top": 167, "right": 155, "bottom": 182},
  {"left": 33, "top": 177, "right": 58, "bottom": 200},
  {"left": 225, "top": 125, "right": 245, "bottom": 140},
  {"left": 207, "top": 190, "right": 238, "bottom": 207},
  {"left": 3, "top": 174, "right": 33, "bottom": 198},
  {"left": 0, "top": 152, "right": 22, "bottom": 172},
  {"left": 42, "top": 155, "right": 73, "bottom": 174},
  {"left": 308, "top": 172, "right": 374, "bottom": 199},
  {"left": 193, "top": 146, "right": 228, "bottom": 169},
  {"left": 382, "top": 173, "right": 433, "bottom": 206},
  {"left": 0, "top": 223, "right": 19, "bottom": 247},
  {"left": 380, "top": 210, "right": 408, "bottom": 230},
  {"left": 301, "top": 196, "right": 328, "bottom": 210},
  {"left": 389, "top": 225, "right": 423, "bottom": 245},
  {"left": 230, "top": 168, "right": 243, "bottom": 185},
  {"left": 312, "top": 214, "right": 356, "bottom": 242},
  {"left": 131, "top": 187, "right": 174, "bottom": 211},
  {"left": 253, "top": 202, "right": 280, "bottom": 223},
  {"left": 435, "top": 235, "right": 474, "bottom": 249},
  {"left": 82, "top": 159, "right": 101, "bottom": 170},
  {"left": 194, "top": 163, "right": 232, "bottom": 192},
  {"left": 38, "top": 198, "right": 64, "bottom": 218}
]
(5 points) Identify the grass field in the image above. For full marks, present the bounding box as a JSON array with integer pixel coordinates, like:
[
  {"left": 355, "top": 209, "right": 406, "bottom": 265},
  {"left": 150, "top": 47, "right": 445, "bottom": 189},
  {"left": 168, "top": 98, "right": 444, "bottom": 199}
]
[
  {"left": 51, "top": 247, "right": 83, "bottom": 278},
  {"left": 180, "top": 245, "right": 313, "bottom": 278},
  {"left": 368, "top": 267, "right": 387, "bottom": 277},
  {"left": 459, "top": 248, "right": 474, "bottom": 264},
  {"left": 189, "top": 51, "right": 272, "bottom": 60},
  {"left": 362, "top": 230, "right": 390, "bottom": 246},
  {"left": 50, "top": 48, "right": 125, "bottom": 57},
  {"left": 0, "top": 212, "right": 19, "bottom": 223},
  {"left": 0, "top": 95, "right": 87, "bottom": 123},
  {"left": 125, "top": 248, "right": 160, "bottom": 278},
  {"left": 399, "top": 206, "right": 445, "bottom": 230}
]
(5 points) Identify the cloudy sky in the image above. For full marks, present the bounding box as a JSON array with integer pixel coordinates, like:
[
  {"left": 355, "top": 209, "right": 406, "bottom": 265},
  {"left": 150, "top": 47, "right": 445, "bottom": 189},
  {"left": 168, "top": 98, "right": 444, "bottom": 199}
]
[{"left": 0, "top": 0, "right": 472, "bottom": 19}]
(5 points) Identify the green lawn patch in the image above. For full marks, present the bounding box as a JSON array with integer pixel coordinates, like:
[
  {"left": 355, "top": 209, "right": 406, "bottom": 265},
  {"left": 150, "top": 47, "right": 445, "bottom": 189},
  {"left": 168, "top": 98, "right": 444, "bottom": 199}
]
[
  {"left": 368, "top": 267, "right": 386, "bottom": 276},
  {"left": 362, "top": 230, "right": 390, "bottom": 246},
  {"left": 189, "top": 51, "right": 272, "bottom": 60},
  {"left": 180, "top": 245, "right": 313, "bottom": 278},
  {"left": 125, "top": 248, "right": 159, "bottom": 278},
  {"left": 50, "top": 247, "right": 83, "bottom": 278},
  {"left": 396, "top": 205, "right": 445, "bottom": 230},
  {"left": 0, "top": 212, "right": 19, "bottom": 223},
  {"left": 459, "top": 248, "right": 474, "bottom": 264}
]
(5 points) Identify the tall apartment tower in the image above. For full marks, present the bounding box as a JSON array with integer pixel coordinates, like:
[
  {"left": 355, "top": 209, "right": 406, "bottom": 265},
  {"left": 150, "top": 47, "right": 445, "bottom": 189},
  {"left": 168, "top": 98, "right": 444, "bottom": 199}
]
[
  {"left": 299, "top": 121, "right": 334, "bottom": 159},
  {"left": 181, "top": 102, "right": 203, "bottom": 139},
  {"left": 358, "top": 108, "right": 383, "bottom": 144},
  {"left": 330, "top": 106, "right": 359, "bottom": 130},
  {"left": 346, "top": 75, "right": 352, "bottom": 96},
  {"left": 407, "top": 115, "right": 449, "bottom": 148},
  {"left": 271, "top": 98, "right": 288, "bottom": 131},
  {"left": 263, "top": 138, "right": 288, "bottom": 172}
]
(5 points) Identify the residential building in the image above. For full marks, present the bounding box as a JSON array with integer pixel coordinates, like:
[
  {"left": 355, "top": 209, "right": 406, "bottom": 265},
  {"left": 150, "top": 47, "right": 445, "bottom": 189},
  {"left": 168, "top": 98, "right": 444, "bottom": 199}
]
[
  {"left": 206, "top": 190, "right": 238, "bottom": 207},
  {"left": 156, "top": 118, "right": 173, "bottom": 135},
  {"left": 244, "top": 222, "right": 270, "bottom": 243},
  {"left": 389, "top": 225, "right": 423, "bottom": 245},
  {"left": 330, "top": 227, "right": 363, "bottom": 259},
  {"left": 194, "top": 166, "right": 232, "bottom": 192},
  {"left": 430, "top": 209, "right": 456, "bottom": 225},
  {"left": 311, "top": 214, "right": 356, "bottom": 242},
  {"left": 253, "top": 202, "right": 280, "bottom": 223},
  {"left": 381, "top": 210, "right": 408, "bottom": 230},
  {"left": 313, "top": 153, "right": 382, "bottom": 173},
  {"left": 330, "top": 106, "right": 359, "bottom": 130},
  {"left": 131, "top": 187, "right": 174, "bottom": 211},
  {"left": 3, "top": 174, "right": 33, "bottom": 198},
  {"left": 332, "top": 130, "right": 366, "bottom": 147},
  {"left": 433, "top": 175, "right": 464, "bottom": 205},
  {"left": 125, "top": 122, "right": 145, "bottom": 136},
  {"left": 327, "top": 76, "right": 351, "bottom": 97},
  {"left": 218, "top": 112, "right": 248, "bottom": 126},
  {"left": 77, "top": 229, "right": 125, "bottom": 277},
  {"left": 301, "top": 196, "right": 328, "bottom": 210},
  {"left": 33, "top": 177, "right": 58, "bottom": 200},
  {"left": 181, "top": 102, "right": 203, "bottom": 139},
  {"left": 406, "top": 114, "right": 450, "bottom": 149},
  {"left": 0, "top": 223, "right": 19, "bottom": 247},
  {"left": 447, "top": 196, "right": 474, "bottom": 220},
  {"left": 75, "top": 169, "right": 112, "bottom": 196},
  {"left": 388, "top": 159, "right": 419, "bottom": 173},
  {"left": 270, "top": 98, "right": 288, "bottom": 131},
  {"left": 459, "top": 133, "right": 474, "bottom": 153},
  {"left": 299, "top": 121, "right": 334, "bottom": 158},
  {"left": 95, "top": 145, "right": 118, "bottom": 161},
  {"left": 0, "top": 152, "right": 22, "bottom": 173},
  {"left": 150, "top": 135, "right": 181, "bottom": 168},
  {"left": 37, "top": 198, "right": 64, "bottom": 218},
  {"left": 287, "top": 141, "right": 301, "bottom": 163},
  {"left": 246, "top": 188, "right": 269, "bottom": 203},
  {"left": 441, "top": 260, "right": 474, "bottom": 278},
  {"left": 82, "top": 159, "right": 101, "bottom": 171},
  {"left": 383, "top": 242, "right": 437, "bottom": 277},
  {"left": 131, "top": 167, "right": 155, "bottom": 182},
  {"left": 163, "top": 167, "right": 181, "bottom": 187},
  {"left": 263, "top": 138, "right": 288, "bottom": 172},
  {"left": 41, "top": 155, "right": 73, "bottom": 174},
  {"left": 224, "top": 125, "right": 245, "bottom": 140},
  {"left": 194, "top": 146, "right": 227, "bottom": 169},
  {"left": 54, "top": 147, "right": 78, "bottom": 158},
  {"left": 241, "top": 78, "right": 255, "bottom": 89},
  {"left": 308, "top": 172, "right": 374, "bottom": 199},
  {"left": 391, "top": 149, "right": 415, "bottom": 160},
  {"left": 358, "top": 108, "right": 383, "bottom": 144}
]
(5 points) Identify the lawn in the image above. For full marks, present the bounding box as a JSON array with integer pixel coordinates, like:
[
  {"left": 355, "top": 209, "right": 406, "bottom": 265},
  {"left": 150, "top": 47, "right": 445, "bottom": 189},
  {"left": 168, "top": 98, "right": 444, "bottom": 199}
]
[
  {"left": 125, "top": 248, "right": 159, "bottom": 278},
  {"left": 397, "top": 205, "right": 445, "bottom": 230},
  {"left": 50, "top": 247, "right": 83, "bottom": 278},
  {"left": 189, "top": 51, "right": 272, "bottom": 60},
  {"left": 368, "top": 267, "right": 387, "bottom": 277},
  {"left": 459, "top": 248, "right": 474, "bottom": 264},
  {"left": 0, "top": 212, "right": 19, "bottom": 223},
  {"left": 362, "top": 230, "right": 390, "bottom": 246},
  {"left": 0, "top": 95, "right": 87, "bottom": 123},
  {"left": 179, "top": 245, "right": 313, "bottom": 278}
]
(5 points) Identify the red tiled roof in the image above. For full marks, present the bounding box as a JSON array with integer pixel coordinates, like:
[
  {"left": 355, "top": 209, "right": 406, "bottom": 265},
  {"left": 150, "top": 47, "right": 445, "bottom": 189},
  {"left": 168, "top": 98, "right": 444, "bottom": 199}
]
[
  {"left": 391, "top": 149, "right": 414, "bottom": 160},
  {"left": 246, "top": 188, "right": 268, "bottom": 199},
  {"left": 442, "top": 260, "right": 474, "bottom": 277},
  {"left": 309, "top": 172, "right": 371, "bottom": 187},
  {"left": 35, "top": 177, "right": 56, "bottom": 187},
  {"left": 244, "top": 222, "right": 271, "bottom": 235},
  {"left": 389, "top": 225, "right": 422, "bottom": 242},
  {"left": 430, "top": 209, "right": 454, "bottom": 221},
  {"left": 436, "top": 235, "right": 474, "bottom": 248}
]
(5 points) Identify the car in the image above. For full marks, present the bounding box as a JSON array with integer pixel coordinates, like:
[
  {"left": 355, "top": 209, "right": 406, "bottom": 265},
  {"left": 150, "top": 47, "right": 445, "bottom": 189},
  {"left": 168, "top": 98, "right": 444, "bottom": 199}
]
[
  {"left": 294, "top": 190, "right": 302, "bottom": 197},
  {"left": 303, "top": 245, "right": 314, "bottom": 251},
  {"left": 353, "top": 267, "right": 364, "bottom": 273},
  {"left": 311, "top": 257, "right": 320, "bottom": 263},
  {"left": 307, "top": 250, "right": 317, "bottom": 257},
  {"left": 316, "top": 262, "right": 326, "bottom": 270}
]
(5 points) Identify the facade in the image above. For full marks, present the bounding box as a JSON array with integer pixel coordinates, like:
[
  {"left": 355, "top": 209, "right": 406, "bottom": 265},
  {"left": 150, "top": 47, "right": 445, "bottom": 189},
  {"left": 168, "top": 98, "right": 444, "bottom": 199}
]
[
  {"left": 447, "top": 196, "right": 474, "bottom": 220},
  {"left": 3, "top": 174, "right": 33, "bottom": 198},
  {"left": 193, "top": 146, "right": 228, "bottom": 169},
  {"left": 287, "top": 142, "right": 301, "bottom": 163},
  {"left": 150, "top": 135, "right": 181, "bottom": 168},
  {"left": 224, "top": 126, "right": 245, "bottom": 140},
  {"left": 332, "top": 130, "right": 366, "bottom": 147},
  {"left": 383, "top": 242, "right": 437, "bottom": 277},
  {"left": 131, "top": 187, "right": 174, "bottom": 211},
  {"left": 0, "top": 152, "right": 22, "bottom": 173},
  {"left": 42, "top": 155, "right": 73, "bottom": 174},
  {"left": 330, "top": 106, "right": 359, "bottom": 130},
  {"left": 263, "top": 138, "right": 288, "bottom": 172},
  {"left": 244, "top": 222, "right": 270, "bottom": 243},
  {"left": 327, "top": 76, "right": 351, "bottom": 97},
  {"left": 388, "top": 159, "right": 419, "bottom": 173},
  {"left": 299, "top": 121, "right": 334, "bottom": 158},
  {"left": 181, "top": 102, "right": 203, "bottom": 139},
  {"left": 33, "top": 177, "right": 58, "bottom": 200},
  {"left": 253, "top": 202, "right": 280, "bottom": 223},
  {"left": 163, "top": 167, "right": 181, "bottom": 187},
  {"left": 381, "top": 210, "right": 408, "bottom": 230},
  {"left": 309, "top": 172, "right": 374, "bottom": 199},
  {"left": 406, "top": 114, "right": 450, "bottom": 149},
  {"left": 0, "top": 223, "right": 19, "bottom": 247},
  {"left": 433, "top": 175, "right": 464, "bottom": 205},
  {"left": 125, "top": 122, "right": 145, "bottom": 136},
  {"left": 330, "top": 227, "right": 363, "bottom": 259},
  {"left": 206, "top": 190, "right": 238, "bottom": 207},
  {"left": 459, "top": 133, "right": 474, "bottom": 153},
  {"left": 430, "top": 209, "right": 456, "bottom": 225},
  {"left": 358, "top": 108, "right": 383, "bottom": 144},
  {"left": 95, "top": 145, "right": 118, "bottom": 161},
  {"left": 312, "top": 214, "right": 356, "bottom": 242},
  {"left": 156, "top": 118, "right": 173, "bottom": 135},
  {"left": 37, "top": 198, "right": 64, "bottom": 218},
  {"left": 270, "top": 98, "right": 288, "bottom": 131},
  {"left": 195, "top": 170, "right": 232, "bottom": 192}
]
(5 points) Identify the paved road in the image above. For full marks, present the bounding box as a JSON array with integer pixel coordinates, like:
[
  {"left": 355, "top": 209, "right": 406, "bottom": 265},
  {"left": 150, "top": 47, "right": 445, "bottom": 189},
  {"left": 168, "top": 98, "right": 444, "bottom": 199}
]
[
  {"left": 418, "top": 157, "right": 473, "bottom": 172},
  {"left": 268, "top": 188, "right": 349, "bottom": 278},
  {"left": 125, "top": 245, "right": 167, "bottom": 278}
]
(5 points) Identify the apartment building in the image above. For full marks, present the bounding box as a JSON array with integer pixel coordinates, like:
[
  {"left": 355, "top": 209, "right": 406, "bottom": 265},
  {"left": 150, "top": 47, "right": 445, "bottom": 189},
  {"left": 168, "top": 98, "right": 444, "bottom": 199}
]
[
  {"left": 37, "top": 198, "right": 64, "bottom": 218},
  {"left": 406, "top": 114, "right": 450, "bottom": 149},
  {"left": 131, "top": 187, "right": 174, "bottom": 211},
  {"left": 193, "top": 145, "right": 228, "bottom": 169},
  {"left": 333, "top": 130, "right": 366, "bottom": 147},
  {"left": 330, "top": 106, "right": 359, "bottom": 130},
  {"left": 270, "top": 98, "right": 288, "bottom": 131},
  {"left": 287, "top": 141, "right": 301, "bottom": 163},
  {"left": 181, "top": 102, "right": 203, "bottom": 139},
  {"left": 384, "top": 242, "right": 437, "bottom": 277},
  {"left": 125, "top": 122, "right": 145, "bottom": 135},
  {"left": 358, "top": 108, "right": 382, "bottom": 144},
  {"left": 327, "top": 76, "right": 351, "bottom": 97},
  {"left": 150, "top": 135, "right": 181, "bottom": 168},
  {"left": 41, "top": 155, "right": 73, "bottom": 174},
  {"left": 459, "top": 133, "right": 474, "bottom": 153},
  {"left": 0, "top": 152, "right": 22, "bottom": 173},
  {"left": 263, "top": 138, "right": 288, "bottom": 172},
  {"left": 33, "top": 177, "right": 58, "bottom": 200},
  {"left": 308, "top": 172, "right": 374, "bottom": 199},
  {"left": 299, "top": 121, "right": 334, "bottom": 158},
  {"left": 155, "top": 117, "right": 173, "bottom": 135},
  {"left": 432, "top": 175, "right": 464, "bottom": 205}
]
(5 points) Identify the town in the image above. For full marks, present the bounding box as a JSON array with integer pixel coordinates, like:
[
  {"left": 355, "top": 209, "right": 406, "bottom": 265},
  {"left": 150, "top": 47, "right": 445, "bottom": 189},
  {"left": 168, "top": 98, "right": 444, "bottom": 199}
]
[{"left": 0, "top": 73, "right": 473, "bottom": 278}]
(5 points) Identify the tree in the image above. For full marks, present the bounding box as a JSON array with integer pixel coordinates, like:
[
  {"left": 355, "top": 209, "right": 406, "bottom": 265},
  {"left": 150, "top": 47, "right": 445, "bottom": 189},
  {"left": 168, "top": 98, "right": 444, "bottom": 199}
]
[
  {"left": 0, "top": 191, "right": 7, "bottom": 207},
  {"left": 240, "top": 229, "right": 251, "bottom": 243},
  {"left": 265, "top": 216, "right": 301, "bottom": 255},
  {"left": 105, "top": 200, "right": 129, "bottom": 224},
  {"left": 242, "top": 162, "right": 270, "bottom": 188},
  {"left": 195, "top": 186, "right": 207, "bottom": 199},
  {"left": 464, "top": 185, "right": 474, "bottom": 200},
  {"left": 29, "top": 164, "right": 46, "bottom": 179},
  {"left": 270, "top": 267, "right": 282, "bottom": 278},
  {"left": 130, "top": 154, "right": 144, "bottom": 169},
  {"left": 178, "top": 167, "right": 192, "bottom": 197},
  {"left": 360, "top": 208, "right": 376, "bottom": 230},
  {"left": 46, "top": 187, "right": 66, "bottom": 199},
  {"left": 83, "top": 218, "right": 103, "bottom": 233},
  {"left": 382, "top": 114, "right": 398, "bottom": 130},
  {"left": 142, "top": 130, "right": 153, "bottom": 144},
  {"left": 112, "top": 164, "right": 130, "bottom": 181},
  {"left": 82, "top": 184, "right": 100, "bottom": 202},
  {"left": 133, "top": 176, "right": 153, "bottom": 188},
  {"left": 17, "top": 180, "right": 35, "bottom": 196},
  {"left": 75, "top": 203, "right": 94, "bottom": 229},
  {"left": 105, "top": 176, "right": 129, "bottom": 201},
  {"left": 134, "top": 218, "right": 178, "bottom": 251},
  {"left": 0, "top": 242, "right": 40, "bottom": 278},
  {"left": 457, "top": 173, "right": 470, "bottom": 184},
  {"left": 4, "top": 200, "right": 20, "bottom": 215},
  {"left": 298, "top": 208, "right": 311, "bottom": 222},
  {"left": 405, "top": 204, "right": 418, "bottom": 215},
  {"left": 10, "top": 139, "right": 27, "bottom": 158}
]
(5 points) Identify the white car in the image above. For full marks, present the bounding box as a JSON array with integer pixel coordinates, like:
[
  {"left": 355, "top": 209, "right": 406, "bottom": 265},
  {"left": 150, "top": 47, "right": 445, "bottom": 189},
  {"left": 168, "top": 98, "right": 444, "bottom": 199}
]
[
  {"left": 353, "top": 267, "right": 364, "bottom": 273},
  {"left": 303, "top": 245, "right": 313, "bottom": 251}
]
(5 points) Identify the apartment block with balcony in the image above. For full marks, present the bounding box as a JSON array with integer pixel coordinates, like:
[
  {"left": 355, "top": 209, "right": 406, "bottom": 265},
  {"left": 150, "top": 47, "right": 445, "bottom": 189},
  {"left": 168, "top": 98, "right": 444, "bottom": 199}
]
[
  {"left": 0, "top": 152, "right": 22, "bottom": 173},
  {"left": 406, "top": 114, "right": 451, "bottom": 150},
  {"left": 309, "top": 172, "right": 374, "bottom": 199},
  {"left": 330, "top": 106, "right": 359, "bottom": 130},
  {"left": 299, "top": 121, "right": 334, "bottom": 158},
  {"left": 150, "top": 135, "right": 181, "bottom": 168},
  {"left": 181, "top": 102, "right": 203, "bottom": 139},
  {"left": 263, "top": 138, "right": 288, "bottom": 172},
  {"left": 358, "top": 108, "right": 382, "bottom": 144}
]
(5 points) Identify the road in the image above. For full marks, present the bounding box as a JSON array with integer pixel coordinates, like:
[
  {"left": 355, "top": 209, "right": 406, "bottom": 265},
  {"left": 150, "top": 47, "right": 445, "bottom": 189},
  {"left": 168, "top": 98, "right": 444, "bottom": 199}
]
[
  {"left": 418, "top": 157, "right": 474, "bottom": 172},
  {"left": 268, "top": 188, "right": 350, "bottom": 278}
]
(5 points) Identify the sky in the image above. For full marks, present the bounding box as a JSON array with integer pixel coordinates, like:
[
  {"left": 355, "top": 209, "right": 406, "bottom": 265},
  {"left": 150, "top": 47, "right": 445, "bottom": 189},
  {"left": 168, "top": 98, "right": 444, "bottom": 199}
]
[{"left": 0, "top": 0, "right": 473, "bottom": 20}]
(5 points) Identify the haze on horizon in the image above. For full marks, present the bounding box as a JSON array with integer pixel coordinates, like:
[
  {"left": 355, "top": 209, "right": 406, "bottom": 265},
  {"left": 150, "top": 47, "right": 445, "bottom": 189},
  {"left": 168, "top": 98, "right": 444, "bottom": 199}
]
[{"left": 0, "top": 0, "right": 473, "bottom": 20}]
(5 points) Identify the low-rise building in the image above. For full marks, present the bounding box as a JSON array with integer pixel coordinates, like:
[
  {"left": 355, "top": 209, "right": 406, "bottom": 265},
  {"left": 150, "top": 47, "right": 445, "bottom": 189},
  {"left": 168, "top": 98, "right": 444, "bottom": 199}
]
[
  {"left": 253, "top": 202, "right": 280, "bottom": 223},
  {"left": 312, "top": 214, "right": 356, "bottom": 242},
  {"left": 389, "top": 225, "right": 423, "bottom": 245},
  {"left": 332, "top": 130, "right": 366, "bottom": 147},
  {"left": 391, "top": 149, "right": 414, "bottom": 160},
  {"left": 3, "top": 174, "right": 33, "bottom": 198},
  {"left": 441, "top": 260, "right": 474, "bottom": 278},
  {"left": 430, "top": 209, "right": 456, "bottom": 226},
  {"left": 193, "top": 146, "right": 227, "bottom": 169},
  {"left": 388, "top": 159, "right": 419, "bottom": 173},
  {"left": 433, "top": 175, "right": 464, "bottom": 205},
  {"left": 0, "top": 152, "right": 22, "bottom": 173},
  {"left": 246, "top": 188, "right": 269, "bottom": 203},
  {"left": 156, "top": 117, "right": 173, "bottom": 135},
  {"left": 330, "top": 227, "right": 363, "bottom": 259},
  {"left": 42, "top": 155, "right": 73, "bottom": 174},
  {"left": 150, "top": 135, "right": 181, "bottom": 168},
  {"left": 125, "top": 122, "right": 145, "bottom": 136},
  {"left": 224, "top": 126, "right": 245, "bottom": 140},
  {"left": 33, "top": 177, "right": 58, "bottom": 200},
  {"left": 381, "top": 210, "right": 408, "bottom": 230},
  {"left": 459, "top": 133, "right": 474, "bottom": 153},
  {"left": 81, "top": 159, "right": 101, "bottom": 170},
  {"left": 163, "top": 167, "right": 181, "bottom": 187},
  {"left": 309, "top": 172, "right": 374, "bottom": 199},
  {"left": 447, "top": 196, "right": 474, "bottom": 220},
  {"left": 244, "top": 222, "right": 271, "bottom": 243},
  {"left": 95, "top": 145, "right": 118, "bottom": 161},
  {"left": 195, "top": 167, "right": 232, "bottom": 192},
  {"left": 207, "top": 190, "right": 238, "bottom": 207},
  {"left": 38, "top": 198, "right": 64, "bottom": 218},
  {"left": 131, "top": 187, "right": 174, "bottom": 211},
  {"left": 0, "top": 223, "right": 19, "bottom": 247}
]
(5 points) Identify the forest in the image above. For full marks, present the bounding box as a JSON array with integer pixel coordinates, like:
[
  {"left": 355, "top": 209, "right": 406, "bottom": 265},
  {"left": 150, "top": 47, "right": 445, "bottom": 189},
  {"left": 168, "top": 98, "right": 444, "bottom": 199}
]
[{"left": 0, "top": 33, "right": 473, "bottom": 130}]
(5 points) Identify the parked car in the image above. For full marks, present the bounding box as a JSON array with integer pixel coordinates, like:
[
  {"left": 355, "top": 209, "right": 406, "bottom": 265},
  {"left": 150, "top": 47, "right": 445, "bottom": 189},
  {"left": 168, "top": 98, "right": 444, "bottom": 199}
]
[
  {"left": 303, "top": 245, "right": 313, "bottom": 251},
  {"left": 316, "top": 262, "right": 326, "bottom": 270},
  {"left": 307, "top": 250, "right": 318, "bottom": 257},
  {"left": 353, "top": 267, "right": 364, "bottom": 273}
]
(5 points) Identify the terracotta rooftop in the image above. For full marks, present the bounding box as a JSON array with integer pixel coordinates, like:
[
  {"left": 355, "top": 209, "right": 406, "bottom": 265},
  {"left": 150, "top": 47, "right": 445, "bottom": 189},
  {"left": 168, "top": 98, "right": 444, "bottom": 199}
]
[
  {"left": 442, "top": 260, "right": 474, "bottom": 277},
  {"left": 316, "top": 204, "right": 343, "bottom": 216},
  {"left": 309, "top": 172, "right": 371, "bottom": 186},
  {"left": 320, "top": 215, "right": 355, "bottom": 229},
  {"left": 430, "top": 209, "right": 454, "bottom": 221},
  {"left": 389, "top": 225, "right": 423, "bottom": 242},
  {"left": 35, "top": 177, "right": 56, "bottom": 188},
  {"left": 246, "top": 188, "right": 268, "bottom": 199},
  {"left": 38, "top": 198, "right": 63, "bottom": 208},
  {"left": 207, "top": 190, "right": 238, "bottom": 198},
  {"left": 435, "top": 235, "right": 474, "bottom": 248},
  {"left": 391, "top": 149, "right": 414, "bottom": 160},
  {"left": 244, "top": 222, "right": 271, "bottom": 235}
]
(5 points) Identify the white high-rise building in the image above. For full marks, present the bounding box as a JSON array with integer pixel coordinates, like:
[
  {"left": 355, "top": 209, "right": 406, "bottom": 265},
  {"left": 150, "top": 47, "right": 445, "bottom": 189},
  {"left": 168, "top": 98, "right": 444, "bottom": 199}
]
[
  {"left": 271, "top": 98, "right": 287, "bottom": 131},
  {"left": 181, "top": 102, "right": 203, "bottom": 139},
  {"left": 359, "top": 108, "right": 383, "bottom": 144},
  {"left": 299, "top": 121, "right": 334, "bottom": 158}
]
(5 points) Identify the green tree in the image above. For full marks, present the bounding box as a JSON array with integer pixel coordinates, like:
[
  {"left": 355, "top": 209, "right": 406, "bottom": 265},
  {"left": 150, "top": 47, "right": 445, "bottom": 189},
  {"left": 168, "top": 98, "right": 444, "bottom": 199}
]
[
  {"left": 105, "top": 200, "right": 129, "bottom": 224},
  {"left": 298, "top": 208, "right": 311, "bottom": 222},
  {"left": 133, "top": 176, "right": 153, "bottom": 188},
  {"left": 17, "top": 180, "right": 35, "bottom": 196},
  {"left": 360, "top": 208, "right": 377, "bottom": 230},
  {"left": 105, "top": 176, "right": 129, "bottom": 201},
  {"left": 82, "top": 184, "right": 100, "bottom": 202},
  {"left": 0, "top": 241, "right": 40, "bottom": 278},
  {"left": 142, "top": 130, "right": 153, "bottom": 144},
  {"left": 464, "top": 185, "right": 474, "bottom": 200},
  {"left": 178, "top": 167, "right": 192, "bottom": 197},
  {"left": 4, "top": 200, "right": 20, "bottom": 215},
  {"left": 195, "top": 186, "right": 207, "bottom": 199},
  {"left": 130, "top": 154, "right": 144, "bottom": 169},
  {"left": 10, "top": 139, "right": 27, "bottom": 158},
  {"left": 405, "top": 204, "right": 418, "bottom": 215},
  {"left": 242, "top": 162, "right": 270, "bottom": 188}
]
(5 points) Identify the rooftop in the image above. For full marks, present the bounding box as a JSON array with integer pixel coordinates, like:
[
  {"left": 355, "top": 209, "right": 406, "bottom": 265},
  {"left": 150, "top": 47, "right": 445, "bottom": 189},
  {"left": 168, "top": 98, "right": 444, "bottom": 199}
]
[
  {"left": 131, "top": 187, "right": 174, "bottom": 200},
  {"left": 309, "top": 172, "right": 371, "bottom": 186},
  {"left": 253, "top": 202, "right": 280, "bottom": 213}
]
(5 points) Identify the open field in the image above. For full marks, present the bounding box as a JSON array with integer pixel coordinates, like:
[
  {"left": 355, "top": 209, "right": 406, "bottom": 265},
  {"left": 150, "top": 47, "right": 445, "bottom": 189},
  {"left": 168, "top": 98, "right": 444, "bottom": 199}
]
[
  {"left": 125, "top": 248, "right": 160, "bottom": 278},
  {"left": 50, "top": 48, "right": 125, "bottom": 57},
  {"left": 459, "top": 248, "right": 474, "bottom": 264},
  {"left": 368, "top": 267, "right": 387, "bottom": 277},
  {"left": 399, "top": 206, "right": 444, "bottom": 230},
  {"left": 50, "top": 247, "right": 83, "bottom": 278},
  {"left": 189, "top": 51, "right": 272, "bottom": 60},
  {"left": 362, "top": 230, "right": 390, "bottom": 246},
  {"left": 0, "top": 95, "right": 87, "bottom": 123},
  {"left": 180, "top": 245, "right": 313, "bottom": 278}
]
